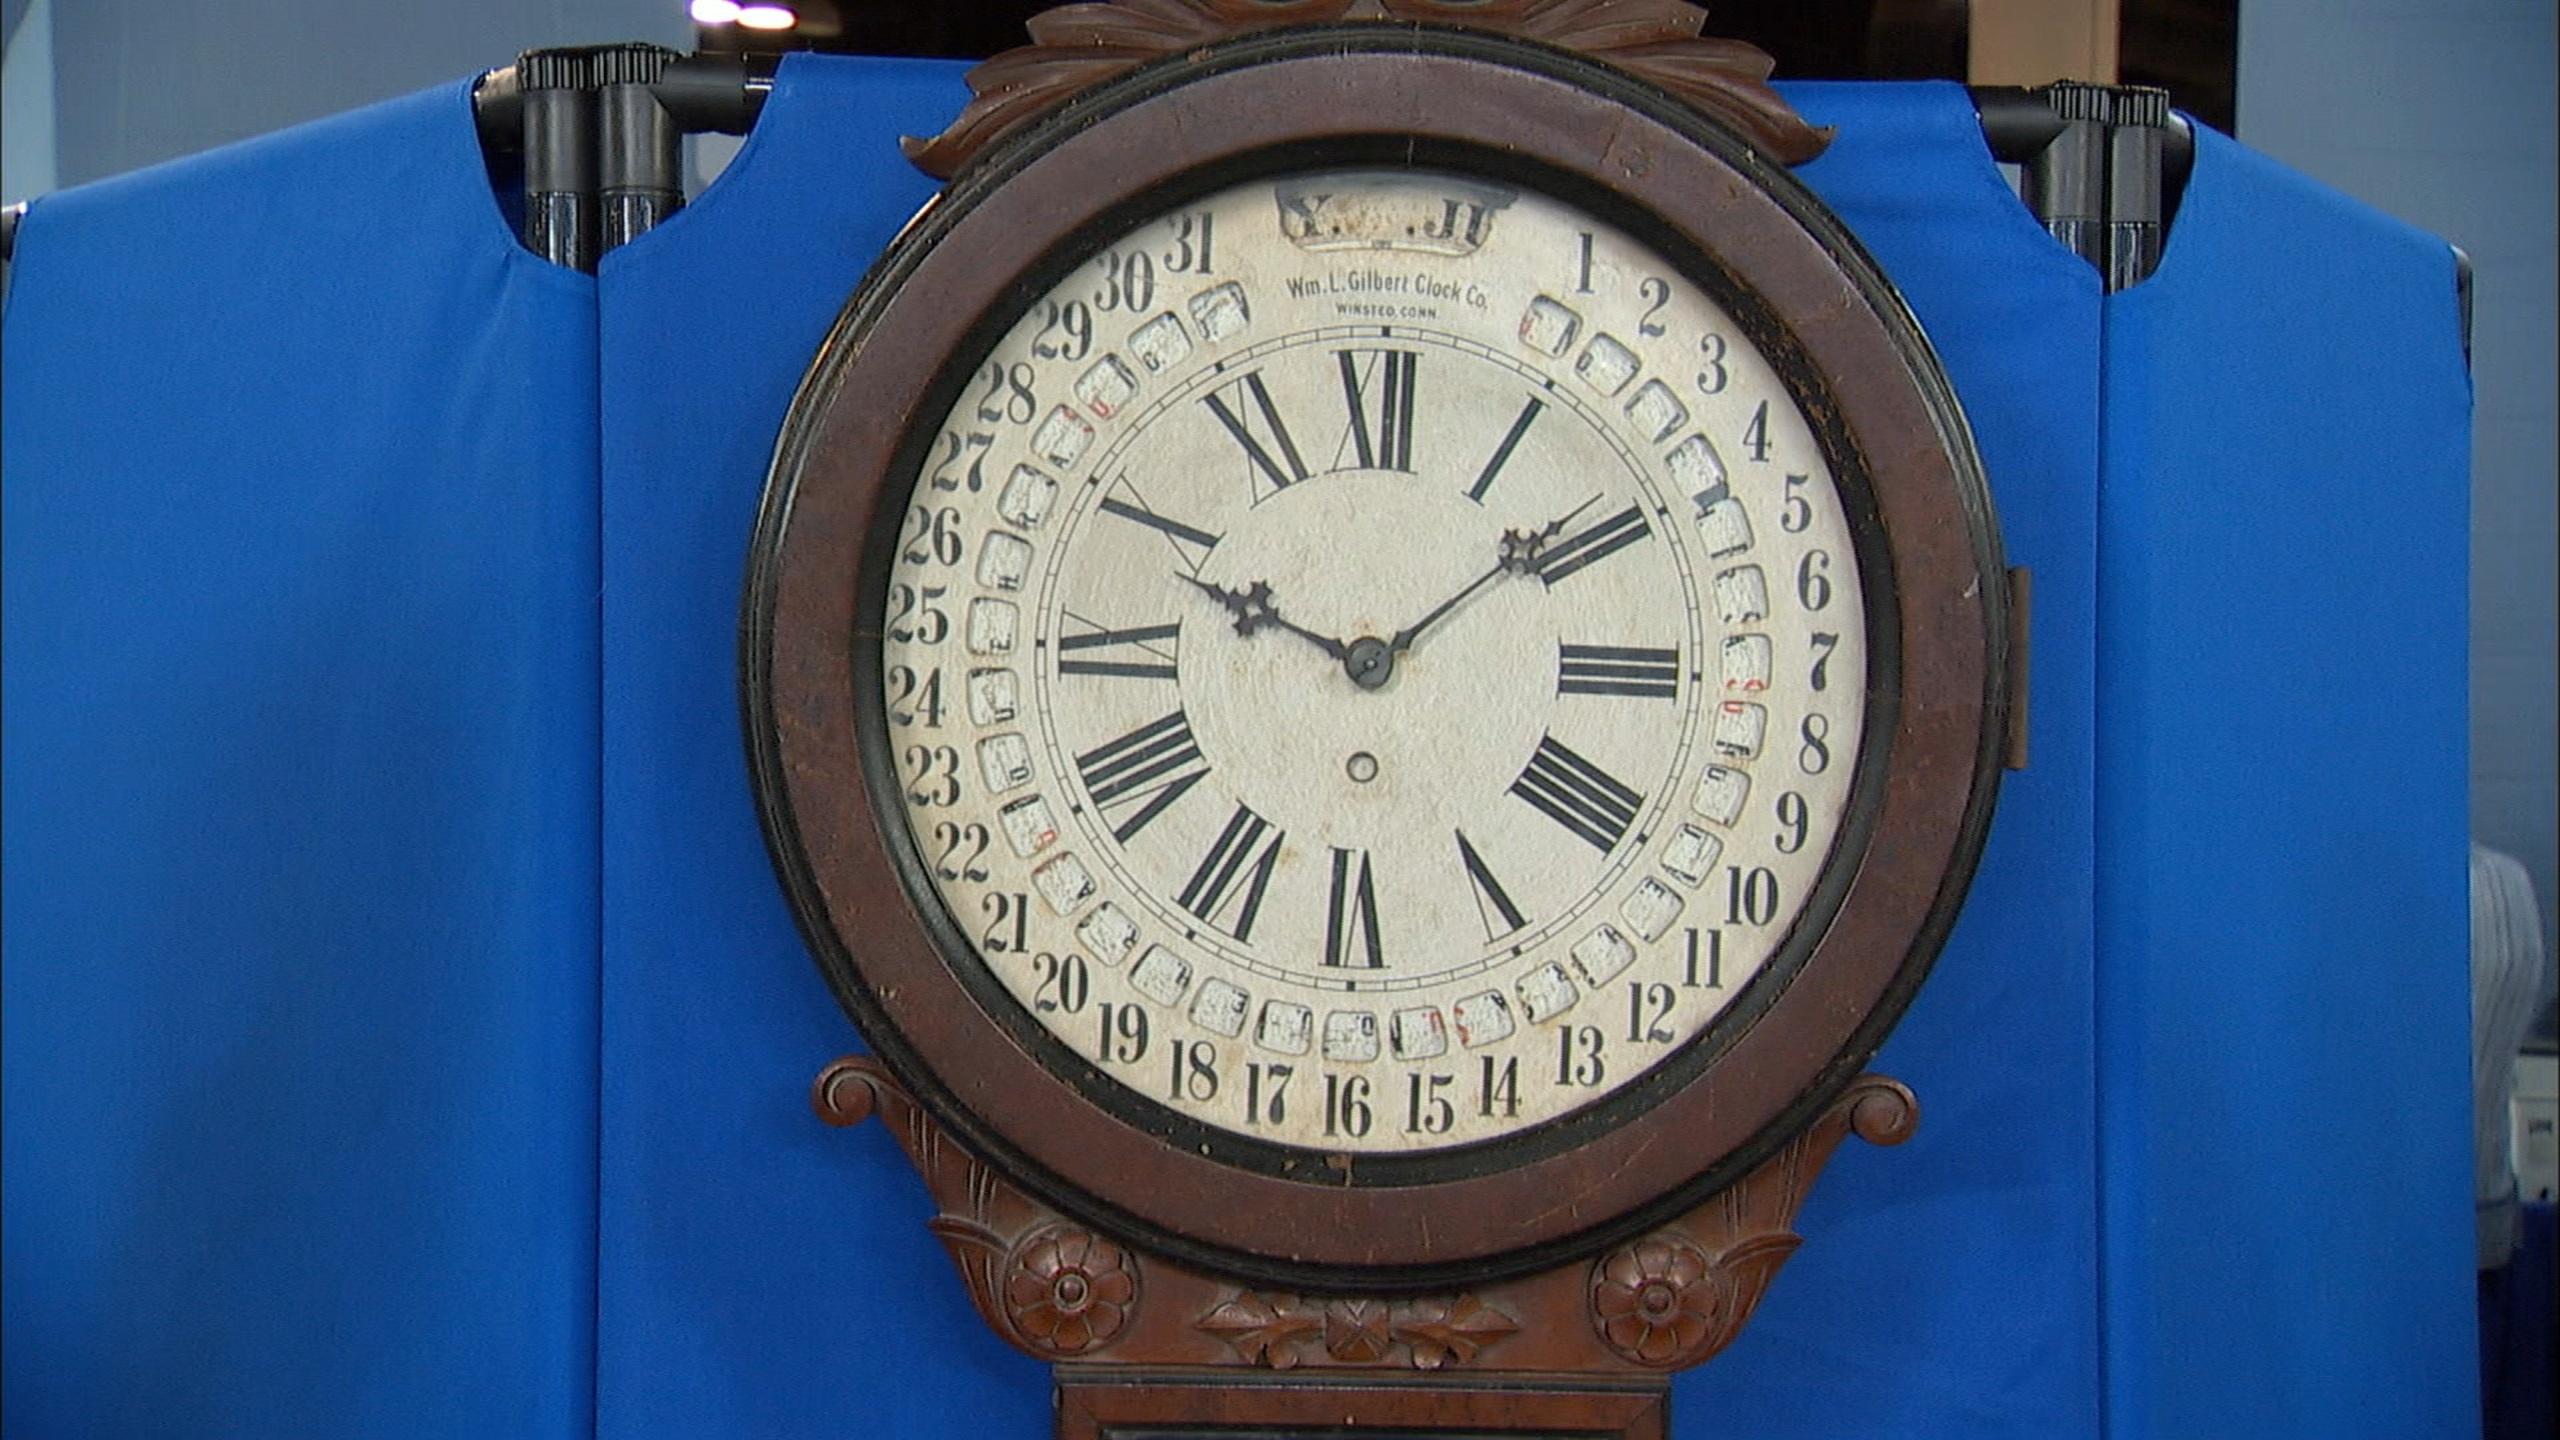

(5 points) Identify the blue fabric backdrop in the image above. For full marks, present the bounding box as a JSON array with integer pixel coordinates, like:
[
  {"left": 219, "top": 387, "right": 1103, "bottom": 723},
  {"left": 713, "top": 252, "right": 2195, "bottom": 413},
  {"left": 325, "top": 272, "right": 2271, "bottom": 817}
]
[
  {"left": 2, "top": 84, "right": 600, "bottom": 1438},
  {"left": 2095, "top": 124, "right": 2478, "bottom": 1440},
  {"left": 0, "top": 55, "right": 2475, "bottom": 1440},
  {"left": 591, "top": 56, "right": 1042, "bottom": 1440},
  {"left": 1676, "top": 80, "right": 2104, "bottom": 1440}
]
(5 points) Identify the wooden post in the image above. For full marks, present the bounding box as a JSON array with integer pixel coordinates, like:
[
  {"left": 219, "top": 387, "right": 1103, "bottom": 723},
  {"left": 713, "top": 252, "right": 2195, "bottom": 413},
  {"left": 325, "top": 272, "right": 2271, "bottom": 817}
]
[{"left": 1970, "top": 0, "right": 2120, "bottom": 85}]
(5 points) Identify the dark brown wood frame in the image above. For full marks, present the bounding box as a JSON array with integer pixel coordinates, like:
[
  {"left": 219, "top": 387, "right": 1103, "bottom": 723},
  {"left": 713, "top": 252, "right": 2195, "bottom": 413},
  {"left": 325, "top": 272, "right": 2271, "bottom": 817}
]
[{"left": 744, "top": 25, "right": 2007, "bottom": 1289}]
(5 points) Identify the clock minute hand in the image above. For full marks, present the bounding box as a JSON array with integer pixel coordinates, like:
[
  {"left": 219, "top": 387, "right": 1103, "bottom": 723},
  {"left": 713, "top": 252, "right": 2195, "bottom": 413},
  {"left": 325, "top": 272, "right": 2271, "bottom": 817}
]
[
  {"left": 1384, "top": 561, "right": 1505, "bottom": 658},
  {"left": 1385, "top": 493, "right": 1606, "bottom": 657},
  {"left": 1179, "top": 574, "right": 1352, "bottom": 661}
]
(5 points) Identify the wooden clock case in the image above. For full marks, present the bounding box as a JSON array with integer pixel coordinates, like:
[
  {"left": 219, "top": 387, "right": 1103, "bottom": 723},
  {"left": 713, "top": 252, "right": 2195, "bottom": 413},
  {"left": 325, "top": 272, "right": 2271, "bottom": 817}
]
[{"left": 742, "top": 4, "right": 2009, "bottom": 1432}]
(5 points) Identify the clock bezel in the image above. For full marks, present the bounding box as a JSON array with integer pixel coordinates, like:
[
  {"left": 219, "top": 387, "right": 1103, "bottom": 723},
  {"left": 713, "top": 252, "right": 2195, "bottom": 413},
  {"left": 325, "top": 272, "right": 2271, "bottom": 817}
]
[{"left": 745, "top": 27, "right": 2007, "bottom": 1287}]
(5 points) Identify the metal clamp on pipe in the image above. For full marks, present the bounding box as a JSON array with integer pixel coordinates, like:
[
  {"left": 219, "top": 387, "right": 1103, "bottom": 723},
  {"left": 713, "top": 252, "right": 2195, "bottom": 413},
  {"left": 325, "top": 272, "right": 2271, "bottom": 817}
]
[
  {"left": 1971, "top": 82, "right": 2194, "bottom": 292},
  {"left": 471, "top": 46, "right": 774, "bottom": 265},
  {"left": 2106, "top": 87, "right": 2172, "bottom": 292},
  {"left": 2028, "top": 82, "right": 2114, "bottom": 277},
  {"left": 520, "top": 48, "right": 601, "bottom": 272}
]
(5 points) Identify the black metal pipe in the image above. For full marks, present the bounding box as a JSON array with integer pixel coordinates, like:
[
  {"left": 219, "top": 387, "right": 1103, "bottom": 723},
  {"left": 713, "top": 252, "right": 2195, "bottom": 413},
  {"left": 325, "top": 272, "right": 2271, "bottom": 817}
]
[
  {"left": 1, "top": 200, "right": 23, "bottom": 303},
  {"left": 474, "top": 49, "right": 775, "bottom": 151},
  {"left": 1973, "top": 82, "right": 2197, "bottom": 292},
  {"left": 473, "top": 64, "right": 523, "bottom": 159},
  {"left": 1972, "top": 86, "right": 2067, "bottom": 163},
  {"left": 2025, "top": 82, "right": 2113, "bottom": 276},
  {"left": 650, "top": 52, "right": 777, "bottom": 136},
  {"left": 2161, "top": 112, "right": 2195, "bottom": 235},
  {"left": 2453, "top": 244, "right": 2474, "bottom": 372},
  {"left": 520, "top": 49, "right": 599, "bottom": 272},
  {"left": 595, "top": 44, "right": 685, "bottom": 255},
  {"left": 2106, "top": 87, "right": 2171, "bottom": 291}
]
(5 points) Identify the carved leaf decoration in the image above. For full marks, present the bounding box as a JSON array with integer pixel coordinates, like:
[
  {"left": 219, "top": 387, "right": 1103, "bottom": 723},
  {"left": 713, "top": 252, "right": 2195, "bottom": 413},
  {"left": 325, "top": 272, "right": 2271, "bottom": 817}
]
[
  {"left": 1487, "top": 0, "right": 1718, "bottom": 48},
  {"left": 902, "top": 0, "right": 1828, "bottom": 178},
  {"left": 920, "top": 1214, "right": 1016, "bottom": 1348},
  {"left": 1197, "top": 1288, "right": 1522, "bottom": 1369},
  {"left": 1197, "top": 1290, "right": 1325, "bottom": 1369},
  {"left": 1702, "top": 1230, "right": 1803, "bottom": 1358},
  {"left": 1394, "top": 1292, "right": 1522, "bottom": 1370},
  {"left": 904, "top": 1, "right": 1353, "bottom": 176},
  {"left": 923, "top": 1214, "right": 1009, "bottom": 1260},
  {"left": 1585, "top": 43, "right": 1830, "bottom": 164}
]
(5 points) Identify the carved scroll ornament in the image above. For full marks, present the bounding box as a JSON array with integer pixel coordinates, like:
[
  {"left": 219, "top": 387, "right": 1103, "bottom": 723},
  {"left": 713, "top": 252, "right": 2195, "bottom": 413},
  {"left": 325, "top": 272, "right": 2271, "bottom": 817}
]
[{"left": 902, "top": 0, "right": 1832, "bottom": 179}]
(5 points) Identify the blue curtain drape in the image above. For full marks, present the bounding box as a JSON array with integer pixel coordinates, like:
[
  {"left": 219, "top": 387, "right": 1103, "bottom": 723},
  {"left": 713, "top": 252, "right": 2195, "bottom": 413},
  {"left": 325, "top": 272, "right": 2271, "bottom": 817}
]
[{"left": 1, "top": 56, "right": 2474, "bottom": 1440}]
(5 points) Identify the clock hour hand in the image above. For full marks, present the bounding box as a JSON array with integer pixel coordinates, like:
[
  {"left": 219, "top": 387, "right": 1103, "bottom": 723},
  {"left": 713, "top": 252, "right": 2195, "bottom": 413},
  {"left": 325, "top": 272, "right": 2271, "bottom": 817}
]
[{"left": 1180, "top": 574, "right": 1353, "bottom": 662}]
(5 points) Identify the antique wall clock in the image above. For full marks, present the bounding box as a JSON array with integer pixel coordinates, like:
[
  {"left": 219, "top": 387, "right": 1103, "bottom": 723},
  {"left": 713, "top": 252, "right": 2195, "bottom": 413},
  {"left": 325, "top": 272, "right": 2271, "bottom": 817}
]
[{"left": 743, "top": 3, "right": 2009, "bottom": 1433}]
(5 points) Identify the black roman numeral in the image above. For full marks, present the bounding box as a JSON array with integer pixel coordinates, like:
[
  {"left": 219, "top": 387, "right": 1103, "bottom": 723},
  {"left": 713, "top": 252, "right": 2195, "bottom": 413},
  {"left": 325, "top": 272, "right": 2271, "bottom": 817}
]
[
  {"left": 1336, "top": 348, "right": 1418, "bottom": 473},
  {"left": 1454, "top": 829, "right": 1527, "bottom": 940},
  {"left": 1557, "top": 642, "right": 1679, "bottom": 700},
  {"left": 1322, "top": 847, "right": 1385, "bottom": 968},
  {"left": 1468, "top": 396, "right": 1543, "bottom": 503},
  {"left": 1097, "top": 483, "right": 1222, "bottom": 574},
  {"left": 1510, "top": 735, "right": 1643, "bottom": 852},
  {"left": 1535, "top": 504, "right": 1652, "bottom": 588},
  {"left": 1057, "top": 613, "right": 1180, "bottom": 681},
  {"left": 1202, "top": 371, "right": 1309, "bottom": 496},
  {"left": 1177, "top": 803, "right": 1285, "bottom": 941},
  {"left": 1074, "top": 710, "right": 1209, "bottom": 841}
]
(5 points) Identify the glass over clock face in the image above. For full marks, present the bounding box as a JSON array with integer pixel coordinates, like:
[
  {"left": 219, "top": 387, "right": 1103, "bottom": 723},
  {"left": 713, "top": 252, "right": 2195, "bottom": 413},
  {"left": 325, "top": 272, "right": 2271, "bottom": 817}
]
[{"left": 877, "top": 164, "right": 1868, "bottom": 1157}]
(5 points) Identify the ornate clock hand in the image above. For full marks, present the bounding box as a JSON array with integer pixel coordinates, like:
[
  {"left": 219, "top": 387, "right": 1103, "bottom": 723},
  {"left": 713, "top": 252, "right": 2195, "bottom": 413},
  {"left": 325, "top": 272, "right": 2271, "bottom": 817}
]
[
  {"left": 1499, "top": 491, "right": 1605, "bottom": 578},
  {"left": 1378, "top": 493, "right": 1607, "bottom": 672},
  {"left": 1179, "top": 574, "right": 1353, "bottom": 661},
  {"left": 1383, "top": 564, "right": 1504, "bottom": 659}
]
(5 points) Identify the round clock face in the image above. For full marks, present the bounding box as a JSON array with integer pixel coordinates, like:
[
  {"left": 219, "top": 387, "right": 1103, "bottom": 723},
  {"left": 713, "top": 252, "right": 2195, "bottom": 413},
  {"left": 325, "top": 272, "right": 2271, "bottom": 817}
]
[{"left": 879, "top": 167, "right": 1866, "bottom": 1153}]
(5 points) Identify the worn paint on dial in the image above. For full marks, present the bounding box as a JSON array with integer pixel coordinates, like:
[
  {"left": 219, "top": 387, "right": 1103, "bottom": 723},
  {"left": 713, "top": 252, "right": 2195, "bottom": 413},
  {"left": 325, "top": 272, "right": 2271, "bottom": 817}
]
[{"left": 880, "top": 168, "right": 1866, "bottom": 1153}]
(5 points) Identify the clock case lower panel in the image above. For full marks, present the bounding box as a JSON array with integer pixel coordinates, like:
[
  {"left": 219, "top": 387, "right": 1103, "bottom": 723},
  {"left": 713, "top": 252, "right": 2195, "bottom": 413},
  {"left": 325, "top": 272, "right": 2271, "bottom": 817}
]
[{"left": 1054, "top": 1371, "right": 1667, "bottom": 1440}]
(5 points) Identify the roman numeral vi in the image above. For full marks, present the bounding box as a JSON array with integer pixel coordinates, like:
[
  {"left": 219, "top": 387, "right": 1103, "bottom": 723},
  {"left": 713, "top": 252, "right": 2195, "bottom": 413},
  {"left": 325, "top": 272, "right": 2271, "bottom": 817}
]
[{"left": 1323, "top": 847, "right": 1385, "bottom": 968}]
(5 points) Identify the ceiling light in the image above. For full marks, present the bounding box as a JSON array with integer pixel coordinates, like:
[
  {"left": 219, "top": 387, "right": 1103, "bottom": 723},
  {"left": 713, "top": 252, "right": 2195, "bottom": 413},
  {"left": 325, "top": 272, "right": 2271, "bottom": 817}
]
[
  {"left": 688, "top": 0, "right": 743, "bottom": 23},
  {"left": 735, "top": 4, "right": 798, "bottom": 29}
]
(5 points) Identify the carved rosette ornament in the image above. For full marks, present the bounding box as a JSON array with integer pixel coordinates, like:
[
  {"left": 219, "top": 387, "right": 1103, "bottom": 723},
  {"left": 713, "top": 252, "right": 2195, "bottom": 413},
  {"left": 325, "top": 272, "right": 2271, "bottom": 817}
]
[
  {"left": 1591, "top": 1236, "right": 1724, "bottom": 1365},
  {"left": 1005, "top": 1225, "right": 1141, "bottom": 1355},
  {"left": 1587, "top": 1231, "right": 1801, "bottom": 1368},
  {"left": 903, "top": 0, "right": 1832, "bottom": 178}
]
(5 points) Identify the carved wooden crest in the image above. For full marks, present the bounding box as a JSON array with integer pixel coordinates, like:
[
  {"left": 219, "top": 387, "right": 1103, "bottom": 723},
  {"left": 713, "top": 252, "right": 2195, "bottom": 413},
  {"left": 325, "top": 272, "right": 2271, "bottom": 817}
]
[{"left": 903, "top": 0, "right": 1832, "bottom": 178}]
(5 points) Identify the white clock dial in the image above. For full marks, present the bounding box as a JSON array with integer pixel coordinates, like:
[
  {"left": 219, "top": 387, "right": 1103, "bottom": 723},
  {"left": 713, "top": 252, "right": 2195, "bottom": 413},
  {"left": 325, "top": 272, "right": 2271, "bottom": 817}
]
[{"left": 880, "top": 167, "right": 1866, "bottom": 1153}]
